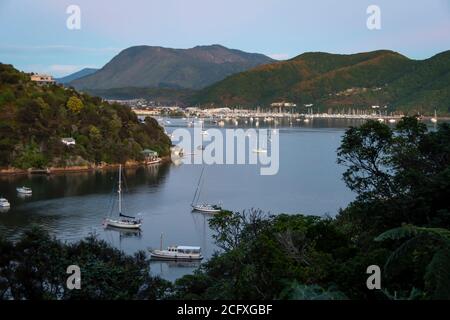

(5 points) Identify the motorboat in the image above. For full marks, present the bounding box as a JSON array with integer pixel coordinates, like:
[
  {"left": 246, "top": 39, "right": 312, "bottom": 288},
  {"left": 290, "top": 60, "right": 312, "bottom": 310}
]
[
  {"left": 16, "top": 186, "right": 32, "bottom": 195},
  {"left": 149, "top": 246, "right": 203, "bottom": 261}
]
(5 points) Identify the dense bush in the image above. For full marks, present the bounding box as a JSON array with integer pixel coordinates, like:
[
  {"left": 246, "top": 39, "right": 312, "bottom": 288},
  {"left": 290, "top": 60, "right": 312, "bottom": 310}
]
[
  {"left": 0, "top": 64, "right": 171, "bottom": 168},
  {"left": 173, "top": 117, "right": 450, "bottom": 300},
  {"left": 0, "top": 227, "right": 171, "bottom": 300}
]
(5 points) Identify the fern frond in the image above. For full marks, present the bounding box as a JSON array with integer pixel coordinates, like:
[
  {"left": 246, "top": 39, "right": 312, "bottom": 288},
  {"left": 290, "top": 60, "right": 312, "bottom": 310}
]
[
  {"left": 424, "top": 247, "right": 450, "bottom": 299},
  {"left": 375, "top": 225, "right": 420, "bottom": 242},
  {"left": 384, "top": 235, "right": 430, "bottom": 276},
  {"left": 375, "top": 225, "right": 450, "bottom": 242}
]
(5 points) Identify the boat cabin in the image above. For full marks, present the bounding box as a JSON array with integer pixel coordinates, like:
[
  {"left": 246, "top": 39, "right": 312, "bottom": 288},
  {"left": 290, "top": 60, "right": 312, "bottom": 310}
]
[{"left": 168, "top": 246, "right": 201, "bottom": 254}]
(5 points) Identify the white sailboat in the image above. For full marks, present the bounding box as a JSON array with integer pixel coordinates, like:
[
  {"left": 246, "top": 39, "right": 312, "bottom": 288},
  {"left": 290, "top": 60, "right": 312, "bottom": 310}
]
[
  {"left": 431, "top": 110, "right": 438, "bottom": 123},
  {"left": 104, "top": 165, "right": 142, "bottom": 229},
  {"left": 191, "top": 166, "right": 222, "bottom": 213}
]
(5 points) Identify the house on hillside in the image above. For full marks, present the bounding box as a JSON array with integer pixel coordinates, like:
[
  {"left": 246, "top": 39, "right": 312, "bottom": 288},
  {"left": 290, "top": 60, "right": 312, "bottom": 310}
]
[{"left": 30, "top": 74, "right": 56, "bottom": 85}]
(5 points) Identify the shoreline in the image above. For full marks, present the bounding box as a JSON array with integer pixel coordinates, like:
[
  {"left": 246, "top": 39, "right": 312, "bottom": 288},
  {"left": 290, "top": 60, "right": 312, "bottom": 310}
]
[
  {"left": 133, "top": 110, "right": 450, "bottom": 121},
  {"left": 0, "top": 156, "right": 172, "bottom": 177}
]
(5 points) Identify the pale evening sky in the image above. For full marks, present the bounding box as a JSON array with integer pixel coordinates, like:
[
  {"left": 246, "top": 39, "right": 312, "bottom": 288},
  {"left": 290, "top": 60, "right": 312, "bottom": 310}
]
[{"left": 0, "top": 0, "right": 449, "bottom": 77}]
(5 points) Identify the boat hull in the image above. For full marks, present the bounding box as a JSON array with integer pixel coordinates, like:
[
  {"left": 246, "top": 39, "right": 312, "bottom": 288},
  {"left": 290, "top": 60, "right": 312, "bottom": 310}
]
[
  {"left": 16, "top": 188, "right": 32, "bottom": 195},
  {"left": 149, "top": 250, "right": 203, "bottom": 261},
  {"left": 191, "top": 205, "right": 221, "bottom": 213},
  {"left": 104, "top": 218, "right": 142, "bottom": 229}
]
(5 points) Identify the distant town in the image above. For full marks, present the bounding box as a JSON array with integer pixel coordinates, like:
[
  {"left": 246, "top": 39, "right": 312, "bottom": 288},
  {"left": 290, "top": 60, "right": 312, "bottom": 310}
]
[{"left": 30, "top": 73, "right": 442, "bottom": 122}]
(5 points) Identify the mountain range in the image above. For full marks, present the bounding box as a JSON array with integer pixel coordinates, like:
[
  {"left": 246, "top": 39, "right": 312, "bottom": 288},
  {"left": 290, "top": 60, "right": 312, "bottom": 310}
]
[
  {"left": 192, "top": 50, "right": 450, "bottom": 114},
  {"left": 70, "top": 45, "right": 273, "bottom": 90},
  {"left": 64, "top": 45, "right": 450, "bottom": 114},
  {"left": 56, "top": 68, "right": 98, "bottom": 84}
]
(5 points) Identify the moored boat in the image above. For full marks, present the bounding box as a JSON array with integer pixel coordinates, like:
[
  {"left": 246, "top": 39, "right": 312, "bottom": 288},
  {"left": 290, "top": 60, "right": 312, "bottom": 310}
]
[
  {"left": 16, "top": 186, "right": 32, "bottom": 195},
  {"left": 191, "top": 203, "right": 221, "bottom": 213},
  {"left": 0, "top": 197, "right": 10, "bottom": 208},
  {"left": 149, "top": 246, "right": 203, "bottom": 261},
  {"left": 104, "top": 165, "right": 142, "bottom": 229},
  {"left": 191, "top": 166, "right": 222, "bottom": 214}
]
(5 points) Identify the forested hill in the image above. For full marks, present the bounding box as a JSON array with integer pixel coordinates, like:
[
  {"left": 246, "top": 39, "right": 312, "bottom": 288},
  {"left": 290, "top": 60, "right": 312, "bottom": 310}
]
[
  {"left": 0, "top": 63, "right": 171, "bottom": 169},
  {"left": 192, "top": 50, "right": 450, "bottom": 115}
]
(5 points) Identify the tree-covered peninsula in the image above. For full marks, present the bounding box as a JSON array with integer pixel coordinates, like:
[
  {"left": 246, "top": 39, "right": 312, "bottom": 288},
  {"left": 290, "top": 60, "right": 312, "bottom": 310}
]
[{"left": 0, "top": 63, "right": 171, "bottom": 170}]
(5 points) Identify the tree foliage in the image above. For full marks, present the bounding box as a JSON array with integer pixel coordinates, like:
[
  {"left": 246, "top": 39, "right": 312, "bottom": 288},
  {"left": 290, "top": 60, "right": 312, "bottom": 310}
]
[
  {"left": 173, "top": 117, "right": 450, "bottom": 300},
  {"left": 0, "top": 227, "right": 171, "bottom": 300},
  {"left": 0, "top": 64, "right": 171, "bottom": 168}
]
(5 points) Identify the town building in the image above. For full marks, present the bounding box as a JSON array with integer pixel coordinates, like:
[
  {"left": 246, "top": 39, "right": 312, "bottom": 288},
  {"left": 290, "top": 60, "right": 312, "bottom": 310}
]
[{"left": 270, "top": 102, "right": 297, "bottom": 113}]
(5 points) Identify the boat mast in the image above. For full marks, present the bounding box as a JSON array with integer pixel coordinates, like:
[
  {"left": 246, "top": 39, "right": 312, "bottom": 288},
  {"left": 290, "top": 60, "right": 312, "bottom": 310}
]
[
  {"left": 192, "top": 166, "right": 205, "bottom": 206},
  {"left": 118, "top": 165, "right": 122, "bottom": 214}
]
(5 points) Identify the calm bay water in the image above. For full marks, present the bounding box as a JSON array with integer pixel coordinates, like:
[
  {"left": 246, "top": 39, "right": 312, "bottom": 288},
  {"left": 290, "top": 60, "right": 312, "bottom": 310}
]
[{"left": 0, "top": 118, "right": 362, "bottom": 281}]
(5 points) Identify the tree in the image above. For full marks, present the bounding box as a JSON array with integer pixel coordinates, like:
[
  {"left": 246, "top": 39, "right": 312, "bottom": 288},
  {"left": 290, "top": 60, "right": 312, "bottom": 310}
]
[
  {"left": 0, "top": 228, "right": 171, "bottom": 300},
  {"left": 66, "top": 96, "right": 84, "bottom": 114},
  {"left": 337, "top": 119, "right": 395, "bottom": 200},
  {"left": 376, "top": 225, "right": 450, "bottom": 299}
]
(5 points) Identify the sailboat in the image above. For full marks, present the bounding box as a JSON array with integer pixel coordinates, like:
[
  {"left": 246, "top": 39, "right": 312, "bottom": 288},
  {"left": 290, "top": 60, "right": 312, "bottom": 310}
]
[
  {"left": 191, "top": 166, "right": 222, "bottom": 213},
  {"left": 0, "top": 197, "right": 10, "bottom": 208},
  {"left": 104, "top": 165, "right": 142, "bottom": 229},
  {"left": 431, "top": 110, "right": 438, "bottom": 123}
]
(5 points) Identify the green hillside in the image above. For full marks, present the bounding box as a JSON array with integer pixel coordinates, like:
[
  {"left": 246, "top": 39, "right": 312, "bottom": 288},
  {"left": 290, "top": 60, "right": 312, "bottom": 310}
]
[
  {"left": 0, "top": 64, "right": 171, "bottom": 169},
  {"left": 192, "top": 50, "right": 450, "bottom": 115}
]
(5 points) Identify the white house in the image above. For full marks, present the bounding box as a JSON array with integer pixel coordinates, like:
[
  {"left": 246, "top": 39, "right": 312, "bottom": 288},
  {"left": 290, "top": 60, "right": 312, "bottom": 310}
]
[{"left": 30, "top": 74, "right": 56, "bottom": 85}]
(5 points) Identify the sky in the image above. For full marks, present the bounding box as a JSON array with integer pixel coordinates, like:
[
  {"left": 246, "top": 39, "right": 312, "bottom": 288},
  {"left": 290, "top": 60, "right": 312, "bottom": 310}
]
[{"left": 0, "top": 0, "right": 449, "bottom": 77}]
